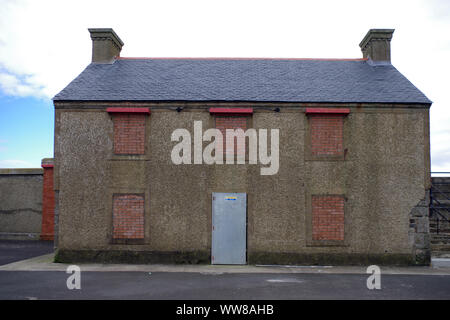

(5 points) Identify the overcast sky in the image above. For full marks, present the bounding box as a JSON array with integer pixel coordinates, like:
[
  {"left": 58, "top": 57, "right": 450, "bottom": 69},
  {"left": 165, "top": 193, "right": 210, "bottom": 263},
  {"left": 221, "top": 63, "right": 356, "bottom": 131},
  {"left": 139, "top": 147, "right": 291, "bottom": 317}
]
[{"left": 0, "top": 0, "right": 449, "bottom": 173}]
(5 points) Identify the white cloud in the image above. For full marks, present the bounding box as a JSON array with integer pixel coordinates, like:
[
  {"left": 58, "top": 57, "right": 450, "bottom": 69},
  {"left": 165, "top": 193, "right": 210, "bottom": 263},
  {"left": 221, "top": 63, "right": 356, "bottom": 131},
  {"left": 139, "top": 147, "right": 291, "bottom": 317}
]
[
  {"left": 0, "top": 0, "right": 449, "bottom": 171},
  {"left": 0, "top": 159, "right": 34, "bottom": 168},
  {"left": 0, "top": 71, "right": 45, "bottom": 97}
]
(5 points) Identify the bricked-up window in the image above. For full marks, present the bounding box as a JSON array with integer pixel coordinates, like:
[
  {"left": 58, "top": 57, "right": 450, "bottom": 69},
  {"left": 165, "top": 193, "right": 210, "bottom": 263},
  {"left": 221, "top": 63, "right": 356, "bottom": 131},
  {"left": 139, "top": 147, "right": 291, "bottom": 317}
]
[
  {"left": 309, "top": 115, "right": 344, "bottom": 156},
  {"left": 209, "top": 108, "right": 253, "bottom": 157},
  {"left": 112, "top": 194, "right": 144, "bottom": 239},
  {"left": 215, "top": 116, "right": 248, "bottom": 156},
  {"left": 312, "top": 195, "right": 345, "bottom": 241},
  {"left": 113, "top": 114, "right": 145, "bottom": 154},
  {"left": 306, "top": 108, "right": 349, "bottom": 157},
  {"left": 107, "top": 108, "right": 150, "bottom": 155}
]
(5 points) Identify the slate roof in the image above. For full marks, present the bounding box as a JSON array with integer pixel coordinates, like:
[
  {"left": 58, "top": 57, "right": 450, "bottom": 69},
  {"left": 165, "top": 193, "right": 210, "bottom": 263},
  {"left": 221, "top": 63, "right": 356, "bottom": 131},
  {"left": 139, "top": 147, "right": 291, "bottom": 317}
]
[{"left": 53, "top": 58, "right": 431, "bottom": 104}]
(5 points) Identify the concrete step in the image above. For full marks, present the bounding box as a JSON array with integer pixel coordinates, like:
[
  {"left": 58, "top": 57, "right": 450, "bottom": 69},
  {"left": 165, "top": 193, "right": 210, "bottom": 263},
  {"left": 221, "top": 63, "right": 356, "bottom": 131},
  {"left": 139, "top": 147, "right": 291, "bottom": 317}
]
[
  {"left": 429, "top": 226, "right": 450, "bottom": 230},
  {"left": 431, "top": 240, "right": 450, "bottom": 244},
  {"left": 429, "top": 220, "right": 450, "bottom": 224},
  {"left": 431, "top": 234, "right": 450, "bottom": 239},
  {"left": 432, "top": 252, "right": 450, "bottom": 258},
  {"left": 430, "top": 230, "right": 450, "bottom": 233},
  {"left": 430, "top": 234, "right": 450, "bottom": 238},
  {"left": 431, "top": 244, "right": 450, "bottom": 252},
  {"left": 429, "top": 228, "right": 450, "bottom": 233},
  {"left": 430, "top": 237, "right": 450, "bottom": 243},
  {"left": 431, "top": 243, "right": 450, "bottom": 247},
  {"left": 431, "top": 258, "right": 450, "bottom": 268},
  {"left": 431, "top": 240, "right": 450, "bottom": 245},
  {"left": 431, "top": 234, "right": 450, "bottom": 238}
]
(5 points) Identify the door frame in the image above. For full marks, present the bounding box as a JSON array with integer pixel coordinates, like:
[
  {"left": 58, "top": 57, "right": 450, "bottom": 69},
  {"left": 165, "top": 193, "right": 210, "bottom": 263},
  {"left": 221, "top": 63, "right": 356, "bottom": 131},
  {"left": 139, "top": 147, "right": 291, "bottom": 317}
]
[{"left": 211, "top": 192, "right": 247, "bottom": 265}]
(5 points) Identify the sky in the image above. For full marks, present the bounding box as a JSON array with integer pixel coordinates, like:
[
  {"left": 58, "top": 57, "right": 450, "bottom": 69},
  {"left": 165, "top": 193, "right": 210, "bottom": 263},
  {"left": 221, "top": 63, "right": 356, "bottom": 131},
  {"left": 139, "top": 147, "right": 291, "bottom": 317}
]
[{"left": 0, "top": 0, "right": 449, "bottom": 172}]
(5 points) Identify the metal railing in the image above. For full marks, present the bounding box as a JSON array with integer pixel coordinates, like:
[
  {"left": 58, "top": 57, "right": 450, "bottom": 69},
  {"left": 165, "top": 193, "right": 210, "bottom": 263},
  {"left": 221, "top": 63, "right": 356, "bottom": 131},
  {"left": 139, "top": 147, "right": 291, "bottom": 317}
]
[{"left": 430, "top": 173, "right": 450, "bottom": 234}]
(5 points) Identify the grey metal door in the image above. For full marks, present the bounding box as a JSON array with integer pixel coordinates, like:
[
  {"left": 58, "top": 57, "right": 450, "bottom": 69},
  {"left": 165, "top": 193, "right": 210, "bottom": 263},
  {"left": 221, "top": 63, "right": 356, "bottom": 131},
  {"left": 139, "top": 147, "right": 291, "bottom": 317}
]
[{"left": 212, "top": 192, "right": 247, "bottom": 265}]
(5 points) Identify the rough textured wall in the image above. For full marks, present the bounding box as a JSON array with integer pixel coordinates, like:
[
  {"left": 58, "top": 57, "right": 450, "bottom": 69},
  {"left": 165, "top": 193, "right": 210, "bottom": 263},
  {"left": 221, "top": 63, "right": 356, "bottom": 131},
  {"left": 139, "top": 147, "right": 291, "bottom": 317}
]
[
  {"left": 54, "top": 103, "right": 430, "bottom": 265},
  {"left": 56, "top": 110, "right": 112, "bottom": 249},
  {"left": 409, "top": 191, "right": 430, "bottom": 264},
  {"left": 346, "top": 110, "right": 428, "bottom": 258},
  {"left": 0, "top": 169, "right": 43, "bottom": 239},
  {"left": 247, "top": 107, "right": 429, "bottom": 264}
]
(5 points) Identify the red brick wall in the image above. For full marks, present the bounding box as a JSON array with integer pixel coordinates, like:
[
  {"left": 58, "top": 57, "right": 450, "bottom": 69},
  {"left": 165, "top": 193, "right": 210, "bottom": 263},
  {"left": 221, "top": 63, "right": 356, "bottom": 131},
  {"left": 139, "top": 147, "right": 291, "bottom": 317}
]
[
  {"left": 40, "top": 166, "right": 54, "bottom": 241},
  {"left": 215, "top": 116, "right": 248, "bottom": 155},
  {"left": 112, "top": 194, "right": 144, "bottom": 239},
  {"left": 312, "top": 195, "right": 345, "bottom": 241},
  {"left": 309, "top": 114, "right": 344, "bottom": 156},
  {"left": 113, "top": 114, "right": 146, "bottom": 154}
]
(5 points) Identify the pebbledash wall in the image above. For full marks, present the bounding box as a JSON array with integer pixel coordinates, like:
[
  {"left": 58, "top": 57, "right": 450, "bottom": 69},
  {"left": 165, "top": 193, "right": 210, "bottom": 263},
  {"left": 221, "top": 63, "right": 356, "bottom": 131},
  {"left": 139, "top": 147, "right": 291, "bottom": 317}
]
[
  {"left": 0, "top": 168, "right": 43, "bottom": 239},
  {"left": 53, "top": 102, "right": 431, "bottom": 265},
  {"left": 0, "top": 159, "right": 55, "bottom": 241},
  {"left": 53, "top": 28, "right": 432, "bottom": 265}
]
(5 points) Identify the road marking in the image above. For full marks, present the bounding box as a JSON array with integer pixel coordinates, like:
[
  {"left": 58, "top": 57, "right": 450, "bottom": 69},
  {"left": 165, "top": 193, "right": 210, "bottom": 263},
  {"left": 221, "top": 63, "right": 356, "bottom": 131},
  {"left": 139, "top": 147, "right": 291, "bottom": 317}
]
[{"left": 266, "top": 278, "right": 304, "bottom": 283}]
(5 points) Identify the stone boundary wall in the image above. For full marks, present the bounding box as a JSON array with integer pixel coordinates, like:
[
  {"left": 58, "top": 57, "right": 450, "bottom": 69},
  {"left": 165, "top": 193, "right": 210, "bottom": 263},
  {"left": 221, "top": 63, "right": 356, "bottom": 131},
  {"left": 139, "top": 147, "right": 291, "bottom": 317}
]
[{"left": 0, "top": 169, "right": 43, "bottom": 240}]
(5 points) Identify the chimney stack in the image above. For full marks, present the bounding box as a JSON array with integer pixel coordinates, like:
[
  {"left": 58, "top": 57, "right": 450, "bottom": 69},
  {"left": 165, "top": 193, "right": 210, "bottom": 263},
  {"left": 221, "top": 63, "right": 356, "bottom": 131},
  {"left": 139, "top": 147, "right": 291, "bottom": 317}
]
[
  {"left": 88, "top": 28, "right": 124, "bottom": 63},
  {"left": 359, "top": 29, "right": 394, "bottom": 64}
]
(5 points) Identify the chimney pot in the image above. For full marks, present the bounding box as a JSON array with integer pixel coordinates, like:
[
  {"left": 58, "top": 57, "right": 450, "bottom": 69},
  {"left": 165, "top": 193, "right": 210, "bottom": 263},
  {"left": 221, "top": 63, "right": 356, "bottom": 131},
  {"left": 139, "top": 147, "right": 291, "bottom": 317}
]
[
  {"left": 88, "top": 28, "right": 124, "bottom": 63},
  {"left": 359, "top": 29, "right": 394, "bottom": 63}
]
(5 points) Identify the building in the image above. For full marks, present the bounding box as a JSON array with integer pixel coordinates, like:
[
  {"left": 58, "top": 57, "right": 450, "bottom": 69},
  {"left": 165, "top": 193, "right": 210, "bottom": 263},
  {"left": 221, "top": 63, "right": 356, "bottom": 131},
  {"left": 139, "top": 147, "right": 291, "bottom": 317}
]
[{"left": 52, "top": 28, "right": 432, "bottom": 265}]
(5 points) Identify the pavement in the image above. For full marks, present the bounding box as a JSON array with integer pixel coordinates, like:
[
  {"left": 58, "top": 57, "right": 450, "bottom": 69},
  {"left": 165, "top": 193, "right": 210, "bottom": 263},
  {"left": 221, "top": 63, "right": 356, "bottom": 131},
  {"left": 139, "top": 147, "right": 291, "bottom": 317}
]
[
  {"left": 2, "top": 252, "right": 450, "bottom": 275},
  {"left": 1, "top": 240, "right": 450, "bottom": 299},
  {"left": 0, "top": 240, "right": 54, "bottom": 266}
]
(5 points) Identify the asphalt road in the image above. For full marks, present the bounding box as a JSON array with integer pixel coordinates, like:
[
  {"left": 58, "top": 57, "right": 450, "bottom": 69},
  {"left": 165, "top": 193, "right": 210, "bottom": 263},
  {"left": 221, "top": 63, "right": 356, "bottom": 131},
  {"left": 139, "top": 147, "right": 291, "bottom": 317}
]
[
  {"left": 0, "top": 271, "right": 449, "bottom": 300},
  {"left": 1, "top": 241, "right": 449, "bottom": 300},
  {"left": 0, "top": 240, "right": 54, "bottom": 266}
]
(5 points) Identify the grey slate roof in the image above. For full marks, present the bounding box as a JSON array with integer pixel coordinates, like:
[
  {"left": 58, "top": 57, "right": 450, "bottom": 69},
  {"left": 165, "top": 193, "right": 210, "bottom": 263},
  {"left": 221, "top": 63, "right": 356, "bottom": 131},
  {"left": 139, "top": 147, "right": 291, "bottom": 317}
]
[{"left": 53, "top": 58, "right": 431, "bottom": 104}]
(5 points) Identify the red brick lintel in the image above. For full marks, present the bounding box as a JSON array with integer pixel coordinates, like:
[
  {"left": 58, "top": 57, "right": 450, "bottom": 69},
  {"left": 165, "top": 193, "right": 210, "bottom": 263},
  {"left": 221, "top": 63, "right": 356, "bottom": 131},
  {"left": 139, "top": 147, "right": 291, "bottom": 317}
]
[
  {"left": 106, "top": 107, "right": 151, "bottom": 114},
  {"left": 209, "top": 108, "right": 253, "bottom": 115},
  {"left": 305, "top": 108, "right": 350, "bottom": 115},
  {"left": 41, "top": 164, "right": 54, "bottom": 168}
]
